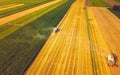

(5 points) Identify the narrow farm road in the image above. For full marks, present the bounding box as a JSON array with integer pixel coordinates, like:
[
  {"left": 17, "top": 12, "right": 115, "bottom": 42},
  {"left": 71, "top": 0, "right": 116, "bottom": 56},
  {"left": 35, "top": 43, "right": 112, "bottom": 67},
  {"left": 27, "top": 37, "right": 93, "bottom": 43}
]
[{"left": 0, "top": 0, "right": 62, "bottom": 25}]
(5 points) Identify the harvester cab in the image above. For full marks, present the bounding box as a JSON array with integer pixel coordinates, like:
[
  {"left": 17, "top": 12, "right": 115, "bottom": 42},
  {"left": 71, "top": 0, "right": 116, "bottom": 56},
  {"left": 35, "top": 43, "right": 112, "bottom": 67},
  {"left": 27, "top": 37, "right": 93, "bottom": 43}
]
[
  {"left": 53, "top": 27, "right": 59, "bottom": 33},
  {"left": 107, "top": 53, "right": 116, "bottom": 66}
]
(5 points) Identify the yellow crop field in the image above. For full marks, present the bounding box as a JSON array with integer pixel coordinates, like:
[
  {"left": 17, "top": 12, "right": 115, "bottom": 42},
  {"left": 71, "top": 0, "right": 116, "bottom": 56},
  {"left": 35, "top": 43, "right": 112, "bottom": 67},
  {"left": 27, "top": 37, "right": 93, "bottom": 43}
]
[
  {"left": 25, "top": 0, "right": 120, "bottom": 75},
  {"left": 92, "top": 7, "right": 120, "bottom": 75},
  {"left": 0, "top": 0, "right": 120, "bottom": 75}
]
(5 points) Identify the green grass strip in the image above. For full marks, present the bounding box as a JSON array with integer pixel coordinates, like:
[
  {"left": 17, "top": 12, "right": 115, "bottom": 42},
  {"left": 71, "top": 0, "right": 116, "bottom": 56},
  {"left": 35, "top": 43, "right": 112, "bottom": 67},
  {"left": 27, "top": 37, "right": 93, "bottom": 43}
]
[{"left": 9, "top": 0, "right": 67, "bottom": 24}]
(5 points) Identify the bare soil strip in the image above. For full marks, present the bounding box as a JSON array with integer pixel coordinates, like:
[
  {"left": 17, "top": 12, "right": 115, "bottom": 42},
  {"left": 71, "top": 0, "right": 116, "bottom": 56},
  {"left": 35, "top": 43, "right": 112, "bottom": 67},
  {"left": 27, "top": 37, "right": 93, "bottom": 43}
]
[
  {"left": 92, "top": 7, "right": 120, "bottom": 75},
  {"left": 0, "top": 0, "right": 61, "bottom": 26},
  {"left": 0, "top": 4, "right": 24, "bottom": 11},
  {"left": 103, "top": 0, "right": 119, "bottom": 6}
]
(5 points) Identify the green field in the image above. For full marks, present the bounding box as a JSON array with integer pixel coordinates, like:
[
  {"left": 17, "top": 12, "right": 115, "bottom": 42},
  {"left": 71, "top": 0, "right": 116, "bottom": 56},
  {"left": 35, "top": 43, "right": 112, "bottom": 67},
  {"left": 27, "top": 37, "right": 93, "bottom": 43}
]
[
  {"left": 0, "top": 0, "right": 74, "bottom": 75},
  {"left": 91, "top": 0, "right": 110, "bottom": 6}
]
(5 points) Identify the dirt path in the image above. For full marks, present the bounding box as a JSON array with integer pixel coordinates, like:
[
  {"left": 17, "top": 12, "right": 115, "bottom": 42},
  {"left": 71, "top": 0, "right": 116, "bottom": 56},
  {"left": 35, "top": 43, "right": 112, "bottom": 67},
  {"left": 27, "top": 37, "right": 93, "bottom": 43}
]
[
  {"left": 0, "top": 4, "right": 24, "bottom": 11},
  {"left": 92, "top": 7, "right": 120, "bottom": 75},
  {"left": 25, "top": 0, "right": 93, "bottom": 75},
  {"left": 0, "top": 0, "right": 61, "bottom": 26}
]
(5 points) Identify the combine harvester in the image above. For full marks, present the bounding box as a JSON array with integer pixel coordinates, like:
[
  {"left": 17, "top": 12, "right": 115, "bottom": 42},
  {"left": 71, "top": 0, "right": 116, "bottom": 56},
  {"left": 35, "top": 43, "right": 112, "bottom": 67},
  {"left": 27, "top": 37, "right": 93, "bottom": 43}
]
[
  {"left": 95, "top": 49, "right": 118, "bottom": 67},
  {"left": 107, "top": 53, "right": 118, "bottom": 67},
  {"left": 53, "top": 27, "right": 59, "bottom": 33}
]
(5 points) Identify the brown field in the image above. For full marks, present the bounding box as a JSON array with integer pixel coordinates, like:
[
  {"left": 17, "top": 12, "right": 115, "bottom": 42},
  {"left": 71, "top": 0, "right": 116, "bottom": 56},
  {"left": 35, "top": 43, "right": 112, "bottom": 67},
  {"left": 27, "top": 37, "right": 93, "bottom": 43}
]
[
  {"left": 0, "top": 4, "right": 24, "bottom": 11},
  {"left": 86, "top": 0, "right": 92, "bottom": 6},
  {"left": 25, "top": 0, "right": 120, "bottom": 75},
  {"left": 0, "top": 0, "right": 61, "bottom": 26},
  {"left": 103, "top": 0, "right": 119, "bottom": 6},
  {"left": 0, "top": 0, "right": 3, "bottom": 2},
  {"left": 92, "top": 7, "right": 120, "bottom": 75}
]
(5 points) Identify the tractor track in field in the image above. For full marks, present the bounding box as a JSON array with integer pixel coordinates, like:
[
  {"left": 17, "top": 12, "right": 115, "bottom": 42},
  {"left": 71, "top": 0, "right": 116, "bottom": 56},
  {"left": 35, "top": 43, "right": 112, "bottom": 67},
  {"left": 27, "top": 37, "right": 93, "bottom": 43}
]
[{"left": 85, "top": 7, "right": 97, "bottom": 75}]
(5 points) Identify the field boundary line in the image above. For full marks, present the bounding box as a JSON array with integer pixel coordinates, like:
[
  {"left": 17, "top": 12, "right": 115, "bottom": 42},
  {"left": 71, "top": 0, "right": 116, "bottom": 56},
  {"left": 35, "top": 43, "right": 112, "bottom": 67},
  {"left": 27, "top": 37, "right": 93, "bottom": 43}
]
[{"left": 85, "top": 6, "right": 98, "bottom": 75}]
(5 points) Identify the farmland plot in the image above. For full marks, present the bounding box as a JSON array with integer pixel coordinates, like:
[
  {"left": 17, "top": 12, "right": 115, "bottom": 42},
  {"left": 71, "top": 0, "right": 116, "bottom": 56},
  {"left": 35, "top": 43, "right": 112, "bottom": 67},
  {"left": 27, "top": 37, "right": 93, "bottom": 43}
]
[
  {"left": 92, "top": 7, "right": 120, "bottom": 75},
  {"left": 0, "top": 0, "right": 65, "bottom": 39},
  {"left": 113, "top": 0, "right": 120, "bottom": 3},
  {"left": 0, "top": 4, "right": 24, "bottom": 11},
  {"left": 0, "top": 1, "right": 53, "bottom": 18},
  {"left": 0, "top": 0, "right": 62, "bottom": 26},
  {"left": 0, "top": 4, "right": 19, "bottom": 9},
  {"left": 0, "top": 0, "right": 120, "bottom": 75},
  {"left": 0, "top": 0, "right": 51, "bottom": 5},
  {"left": 91, "top": 0, "right": 110, "bottom": 6},
  {"left": 25, "top": 0, "right": 93, "bottom": 75},
  {"left": 103, "top": 0, "right": 119, "bottom": 6},
  {"left": 25, "top": 0, "right": 120, "bottom": 75},
  {"left": 86, "top": 7, "right": 111, "bottom": 75},
  {"left": 0, "top": 0, "right": 74, "bottom": 75}
]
